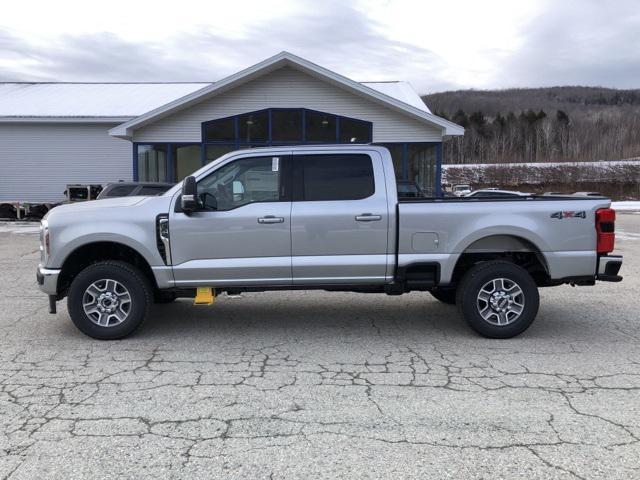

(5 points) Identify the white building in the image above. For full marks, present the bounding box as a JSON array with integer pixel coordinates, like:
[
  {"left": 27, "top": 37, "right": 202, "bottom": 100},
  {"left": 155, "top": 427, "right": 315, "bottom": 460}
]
[{"left": 0, "top": 52, "right": 463, "bottom": 202}]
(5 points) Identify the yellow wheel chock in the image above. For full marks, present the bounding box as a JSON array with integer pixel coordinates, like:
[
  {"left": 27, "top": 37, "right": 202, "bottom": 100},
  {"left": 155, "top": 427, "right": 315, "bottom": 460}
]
[{"left": 194, "top": 287, "right": 216, "bottom": 305}]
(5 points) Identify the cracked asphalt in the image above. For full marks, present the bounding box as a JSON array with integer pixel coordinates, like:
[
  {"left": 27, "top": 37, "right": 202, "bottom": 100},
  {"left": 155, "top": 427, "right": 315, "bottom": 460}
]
[{"left": 1, "top": 214, "right": 639, "bottom": 479}]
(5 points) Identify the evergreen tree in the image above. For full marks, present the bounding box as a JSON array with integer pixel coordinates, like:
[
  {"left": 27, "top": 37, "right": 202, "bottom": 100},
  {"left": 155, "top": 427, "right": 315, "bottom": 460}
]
[
  {"left": 452, "top": 109, "right": 469, "bottom": 128},
  {"left": 556, "top": 110, "right": 570, "bottom": 124}
]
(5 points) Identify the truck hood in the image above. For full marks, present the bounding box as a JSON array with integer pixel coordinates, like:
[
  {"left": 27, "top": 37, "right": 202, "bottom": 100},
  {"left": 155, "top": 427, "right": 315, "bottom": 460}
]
[{"left": 44, "top": 196, "right": 167, "bottom": 221}]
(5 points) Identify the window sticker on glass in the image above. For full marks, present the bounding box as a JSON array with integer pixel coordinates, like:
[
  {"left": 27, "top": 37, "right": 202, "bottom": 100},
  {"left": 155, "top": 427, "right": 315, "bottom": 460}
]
[{"left": 272, "top": 157, "right": 280, "bottom": 172}]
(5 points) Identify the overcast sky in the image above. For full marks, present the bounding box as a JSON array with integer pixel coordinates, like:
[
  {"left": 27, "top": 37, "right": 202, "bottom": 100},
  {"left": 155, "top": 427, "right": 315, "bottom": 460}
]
[{"left": 1, "top": 0, "right": 638, "bottom": 93}]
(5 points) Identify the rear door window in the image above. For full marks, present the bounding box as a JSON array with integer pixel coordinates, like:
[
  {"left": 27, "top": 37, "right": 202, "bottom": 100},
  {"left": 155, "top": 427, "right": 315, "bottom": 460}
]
[{"left": 295, "top": 154, "right": 374, "bottom": 201}]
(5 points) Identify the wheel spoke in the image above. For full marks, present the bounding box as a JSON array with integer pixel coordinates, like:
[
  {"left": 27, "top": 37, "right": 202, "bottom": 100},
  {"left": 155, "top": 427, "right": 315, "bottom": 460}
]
[
  {"left": 114, "top": 306, "right": 128, "bottom": 322},
  {"left": 118, "top": 291, "right": 131, "bottom": 305},
  {"left": 479, "top": 306, "right": 494, "bottom": 321},
  {"left": 85, "top": 284, "right": 102, "bottom": 298},
  {"left": 478, "top": 290, "right": 492, "bottom": 302}
]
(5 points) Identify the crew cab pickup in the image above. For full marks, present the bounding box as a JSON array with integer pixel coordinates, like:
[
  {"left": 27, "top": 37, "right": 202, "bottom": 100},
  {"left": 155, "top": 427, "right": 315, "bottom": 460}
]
[{"left": 37, "top": 145, "right": 623, "bottom": 340}]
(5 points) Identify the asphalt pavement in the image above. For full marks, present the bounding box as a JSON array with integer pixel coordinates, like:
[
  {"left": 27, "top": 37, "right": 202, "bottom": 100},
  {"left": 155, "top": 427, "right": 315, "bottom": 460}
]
[{"left": 0, "top": 214, "right": 639, "bottom": 479}]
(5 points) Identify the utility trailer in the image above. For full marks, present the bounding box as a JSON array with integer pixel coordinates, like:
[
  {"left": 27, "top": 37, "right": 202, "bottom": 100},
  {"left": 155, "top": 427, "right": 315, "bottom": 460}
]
[
  {"left": 0, "top": 184, "right": 104, "bottom": 222},
  {"left": 0, "top": 201, "right": 54, "bottom": 220}
]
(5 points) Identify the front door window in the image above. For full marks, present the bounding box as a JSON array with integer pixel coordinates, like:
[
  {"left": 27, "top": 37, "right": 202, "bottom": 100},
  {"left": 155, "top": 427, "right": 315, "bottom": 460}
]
[{"left": 197, "top": 156, "right": 281, "bottom": 211}]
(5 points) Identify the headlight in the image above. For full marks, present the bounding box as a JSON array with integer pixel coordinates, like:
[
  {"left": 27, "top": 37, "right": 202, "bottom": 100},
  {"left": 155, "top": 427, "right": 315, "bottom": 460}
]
[{"left": 40, "top": 220, "right": 50, "bottom": 262}]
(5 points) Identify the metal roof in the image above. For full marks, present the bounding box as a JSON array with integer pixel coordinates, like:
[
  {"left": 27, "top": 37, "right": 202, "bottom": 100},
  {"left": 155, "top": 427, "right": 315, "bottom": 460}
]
[
  {"left": 0, "top": 82, "right": 210, "bottom": 118},
  {"left": 0, "top": 80, "right": 431, "bottom": 119},
  {"left": 361, "top": 81, "right": 431, "bottom": 113}
]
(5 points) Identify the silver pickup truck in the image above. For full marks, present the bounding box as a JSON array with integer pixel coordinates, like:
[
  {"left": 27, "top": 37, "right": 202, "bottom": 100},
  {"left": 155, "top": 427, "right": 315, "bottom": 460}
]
[{"left": 37, "top": 145, "right": 623, "bottom": 340}]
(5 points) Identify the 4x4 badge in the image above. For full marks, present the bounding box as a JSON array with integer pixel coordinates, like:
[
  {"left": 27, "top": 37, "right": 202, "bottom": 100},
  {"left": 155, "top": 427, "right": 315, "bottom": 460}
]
[{"left": 551, "top": 211, "right": 586, "bottom": 219}]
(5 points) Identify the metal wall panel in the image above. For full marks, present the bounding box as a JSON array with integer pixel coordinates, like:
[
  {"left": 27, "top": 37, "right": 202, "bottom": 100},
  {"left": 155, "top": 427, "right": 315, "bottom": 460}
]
[{"left": 0, "top": 123, "right": 132, "bottom": 202}]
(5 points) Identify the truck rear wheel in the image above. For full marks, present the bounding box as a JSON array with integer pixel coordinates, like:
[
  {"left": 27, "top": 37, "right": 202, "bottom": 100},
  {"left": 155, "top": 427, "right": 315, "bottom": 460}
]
[
  {"left": 67, "top": 261, "right": 151, "bottom": 340},
  {"left": 456, "top": 260, "right": 539, "bottom": 339}
]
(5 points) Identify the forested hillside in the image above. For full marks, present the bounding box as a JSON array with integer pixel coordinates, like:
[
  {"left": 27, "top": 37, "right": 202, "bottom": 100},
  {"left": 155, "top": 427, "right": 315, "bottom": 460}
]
[{"left": 423, "top": 87, "right": 640, "bottom": 164}]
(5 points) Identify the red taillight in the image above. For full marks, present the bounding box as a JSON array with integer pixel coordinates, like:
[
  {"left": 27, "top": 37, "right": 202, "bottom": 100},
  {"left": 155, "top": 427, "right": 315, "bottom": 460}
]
[{"left": 596, "top": 208, "right": 615, "bottom": 254}]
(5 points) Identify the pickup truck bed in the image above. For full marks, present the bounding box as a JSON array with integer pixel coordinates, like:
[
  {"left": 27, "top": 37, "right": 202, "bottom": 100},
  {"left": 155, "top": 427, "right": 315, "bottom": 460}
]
[{"left": 397, "top": 195, "right": 612, "bottom": 286}]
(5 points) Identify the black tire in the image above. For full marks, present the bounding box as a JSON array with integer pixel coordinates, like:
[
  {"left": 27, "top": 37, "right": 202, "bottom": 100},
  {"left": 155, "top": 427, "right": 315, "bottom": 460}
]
[
  {"left": 67, "top": 261, "right": 152, "bottom": 340},
  {"left": 429, "top": 288, "right": 457, "bottom": 305},
  {"left": 154, "top": 291, "right": 177, "bottom": 304},
  {"left": 456, "top": 260, "right": 539, "bottom": 339}
]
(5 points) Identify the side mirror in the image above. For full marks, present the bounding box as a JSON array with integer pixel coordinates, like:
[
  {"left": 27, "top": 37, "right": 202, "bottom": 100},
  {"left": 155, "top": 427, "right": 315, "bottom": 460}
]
[
  {"left": 181, "top": 176, "right": 198, "bottom": 212},
  {"left": 232, "top": 180, "right": 245, "bottom": 202}
]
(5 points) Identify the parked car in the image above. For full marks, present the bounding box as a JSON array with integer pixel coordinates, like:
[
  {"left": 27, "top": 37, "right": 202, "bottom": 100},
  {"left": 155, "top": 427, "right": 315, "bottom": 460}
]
[
  {"left": 465, "top": 189, "right": 531, "bottom": 198},
  {"left": 573, "top": 191, "right": 604, "bottom": 197},
  {"left": 396, "top": 180, "right": 425, "bottom": 198},
  {"left": 97, "top": 182, "right": 174, "bottom": 200},
  {"left": 37, "top": 145, "right": 623, "bottom": 340},
  {"left": 452, "top": 184, "right": 472, "bottom": 196}
]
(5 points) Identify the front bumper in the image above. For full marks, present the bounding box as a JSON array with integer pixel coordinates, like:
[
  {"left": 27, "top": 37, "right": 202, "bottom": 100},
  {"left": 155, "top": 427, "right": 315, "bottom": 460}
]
[
  {"left": 36, "top": 265, "right": 61, "bottom": 295},
  {"left": 597, "top": 255, "right": 623, "bottom": 282}
]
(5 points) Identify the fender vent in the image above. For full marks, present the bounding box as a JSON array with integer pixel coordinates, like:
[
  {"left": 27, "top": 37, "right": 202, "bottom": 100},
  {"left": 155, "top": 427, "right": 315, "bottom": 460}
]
[{"left": 156, "top": 214, "right": 170, "bottom": 265}]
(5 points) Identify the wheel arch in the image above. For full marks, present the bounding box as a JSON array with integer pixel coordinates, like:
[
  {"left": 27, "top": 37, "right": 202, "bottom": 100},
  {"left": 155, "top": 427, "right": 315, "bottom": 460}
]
[
  {"left": 450, "top": 234, "right": 551, "bottom": 286},
  {"left": 57, "top": 241, "right": 158, "bottom": 298}
]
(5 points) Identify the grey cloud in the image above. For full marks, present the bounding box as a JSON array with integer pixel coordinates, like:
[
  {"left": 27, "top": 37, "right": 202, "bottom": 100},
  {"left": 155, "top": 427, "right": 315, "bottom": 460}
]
[
  {"left": 0, "top": 1, "right": 452, "bottom": 91},
  {"left": 6, "top": 0, "right": 636, "bottom": 91},
  {"left": 494, "top": 0, "right": 640, "bottom": 88}
]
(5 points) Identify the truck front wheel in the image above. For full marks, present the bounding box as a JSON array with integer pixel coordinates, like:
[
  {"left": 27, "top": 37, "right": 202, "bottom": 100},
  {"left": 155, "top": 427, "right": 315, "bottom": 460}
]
[
  {"left": 67, "top": 261, "right": 152, "bottom": 340},
  {"left": 456, "top": 261, "right": 539, "bottom": 339}
]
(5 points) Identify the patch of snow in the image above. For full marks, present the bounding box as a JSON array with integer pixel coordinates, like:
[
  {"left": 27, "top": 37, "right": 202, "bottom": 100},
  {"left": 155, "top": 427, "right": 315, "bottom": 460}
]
[
  {"left": 612, "top": 201, "right": 640, "bottom": 212},
  {"left": 443, "top": 159, "right": 640, "bottom": 170}
]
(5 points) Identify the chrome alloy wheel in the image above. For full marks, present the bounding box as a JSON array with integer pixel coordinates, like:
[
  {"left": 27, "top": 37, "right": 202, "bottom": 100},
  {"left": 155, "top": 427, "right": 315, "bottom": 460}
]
[
  {"left": 476, "top": 278, "right": 525, "bottom": 326},
  {"left": 82, "top": 279, "right": 132, "bottom": 327}
]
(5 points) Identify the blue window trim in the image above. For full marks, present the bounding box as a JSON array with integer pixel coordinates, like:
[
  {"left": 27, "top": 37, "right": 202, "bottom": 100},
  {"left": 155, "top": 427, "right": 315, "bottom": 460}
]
[
  {"left": 200, "top": 108, "right": 372, "bottom": 147},
  {"left": 435, "top": 142, "right": 443, "bottom": 197}
]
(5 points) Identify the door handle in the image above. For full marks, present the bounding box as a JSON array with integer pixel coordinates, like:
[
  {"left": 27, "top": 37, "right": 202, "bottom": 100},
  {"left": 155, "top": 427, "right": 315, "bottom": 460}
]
[
  {"left": 355, "top": 213, "right": 382, "bottom": 222},
  {"left": 258, "top": 216, "right": 285, "bottom": 224}
]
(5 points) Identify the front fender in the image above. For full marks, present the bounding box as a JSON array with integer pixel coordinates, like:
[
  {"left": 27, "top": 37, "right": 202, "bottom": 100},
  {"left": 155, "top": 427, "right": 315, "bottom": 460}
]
[{"left": 49, "top": 224, "right": 163, "bottom": 269}]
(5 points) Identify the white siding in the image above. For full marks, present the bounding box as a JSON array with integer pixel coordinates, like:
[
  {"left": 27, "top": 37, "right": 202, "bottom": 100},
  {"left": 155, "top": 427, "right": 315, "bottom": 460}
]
[
  {"left": 134, "top": 67, "right": 442, "bottom": 143},
  {"left": 0, "top": 123, "right": 132, "bottom": 202}
]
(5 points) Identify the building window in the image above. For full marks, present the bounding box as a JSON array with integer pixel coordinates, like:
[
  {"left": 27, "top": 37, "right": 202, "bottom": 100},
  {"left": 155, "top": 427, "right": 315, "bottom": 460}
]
[
  {"left": 407, "top": 144, "right": 437, "bottom": 197},
  {"left": 339, "top": 117, "right": 371, "bottom": 143},
  {"left": 201, "top": 109, "right": 371, "bottom": 147},
  {"left": 271, "top": 109, "right": 303, "bottom": 142},
  {"left": 137, "top": 144, "right": 168, "bottom": 182},
  {"left": 373, "top": 143, "right": 442, "bottom": 198},
  {"left": 238, "top": 110, "right": 269, "bottom": 143},
  {"left": 202, "top": 117, "right": 235, "bottom": 142},
  {"left": 305, "top": 111, "right": 337, "bottom": 142},
  {"left": 173, "top": 144, "right": 202, "bottom": 181},
  {"left": 205, "top": 144, "right": 237, "bottom": 164}
]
